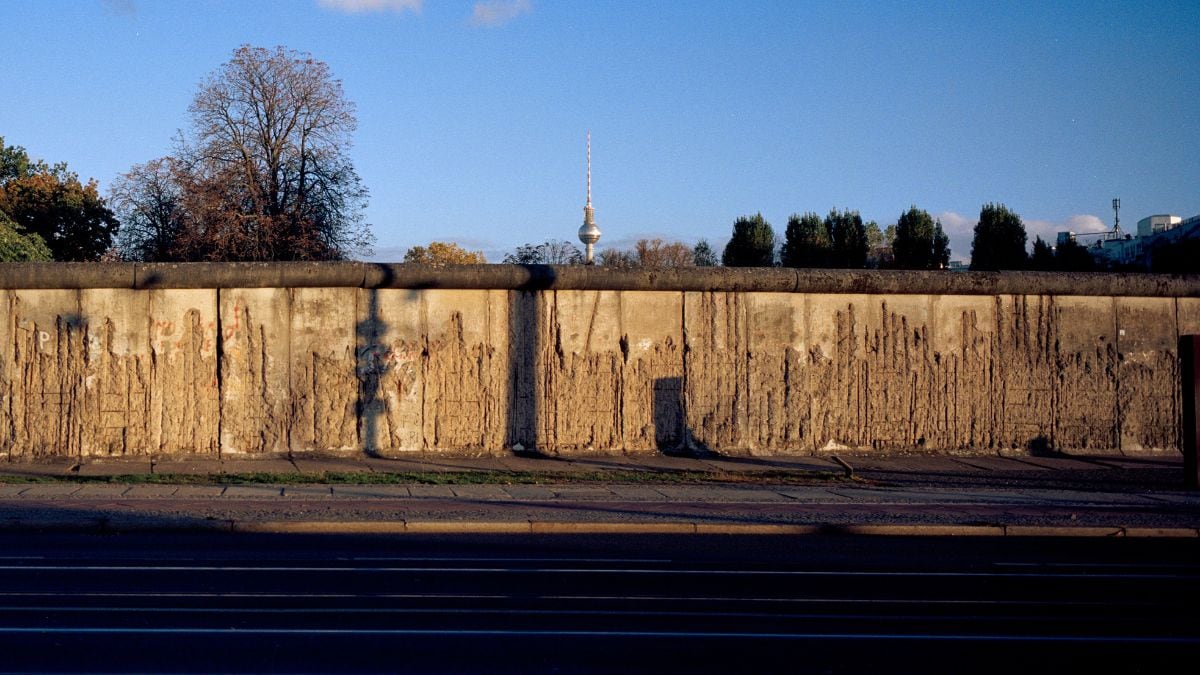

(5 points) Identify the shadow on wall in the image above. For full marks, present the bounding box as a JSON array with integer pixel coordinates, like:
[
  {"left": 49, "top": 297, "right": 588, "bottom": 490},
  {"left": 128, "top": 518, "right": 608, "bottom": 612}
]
[
  {"left": 653, "top": 376, "right": 685, "bottom": 454},
  {"left": 506, "top": 265, "right": 557, "bottom": 454},
  {"left": 356, "top": 267, "right": 396, "bottom": 458},
  {"left": 1027, "top": 435, "right": 1056, "bottom": 457},
  {"left": 357, "top": 264, "right": 559, "bottom": 458},
  {"left": 503, "top": 281, "right": 699, "bottom": 458}
]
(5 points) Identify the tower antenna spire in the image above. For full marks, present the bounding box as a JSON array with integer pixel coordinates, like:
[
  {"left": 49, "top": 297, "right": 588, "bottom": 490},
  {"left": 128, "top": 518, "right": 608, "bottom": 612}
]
[{"left": 577, "top": 131, "right": 601, "bottom": 264}]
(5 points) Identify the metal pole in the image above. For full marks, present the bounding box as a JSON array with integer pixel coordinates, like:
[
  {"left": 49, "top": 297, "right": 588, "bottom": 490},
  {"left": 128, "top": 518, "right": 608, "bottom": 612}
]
[{"left": 1181, "top": 335, "right": 1200, "bottom": 489}]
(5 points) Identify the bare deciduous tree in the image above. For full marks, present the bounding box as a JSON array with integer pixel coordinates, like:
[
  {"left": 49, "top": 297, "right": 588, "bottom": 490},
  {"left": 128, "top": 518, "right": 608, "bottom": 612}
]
[
  {"left": 599, "top": 238, "right": 695, "bottom": 269},
  {"left": 110, "top": 157, "right": 187, "bottom": 261},
  {"left": 503, "top": 239, "right": 583, "bottom": 264},
  {"left": 113, "top": 45, "right": 372, "bottom": 261},
  {"left": 634, "top": 238, "right": 694, "bottom": 268}
]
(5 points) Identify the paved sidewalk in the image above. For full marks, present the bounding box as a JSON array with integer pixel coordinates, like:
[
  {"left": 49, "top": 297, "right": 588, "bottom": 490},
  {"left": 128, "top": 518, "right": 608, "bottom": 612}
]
[
  {"left": 2, "top": 451, "right": 1186, "bottom": 481},
  {"left": 1, "top": 452, "right": 1195, "bottom": 536}
]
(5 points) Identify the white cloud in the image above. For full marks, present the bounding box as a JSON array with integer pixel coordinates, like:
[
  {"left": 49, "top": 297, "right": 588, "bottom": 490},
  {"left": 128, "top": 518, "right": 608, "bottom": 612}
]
[
  {"left": 316, "top": 0, "right": 423, "bottom": 14},
  {"left": 1063, "top": 214, "right": 1108, "bottom": 233},
  {"left": 1025, "top": 214, "right": 1106, "bottom": 245},
  {"left": 470, "top": 0, "right": 532, "bottom": 27},
  {"left": 933, "top": 211, "right": 974, "bottom": 235},
  {"left": 100, "top": 0, "right": 137, "bottom": 16}
]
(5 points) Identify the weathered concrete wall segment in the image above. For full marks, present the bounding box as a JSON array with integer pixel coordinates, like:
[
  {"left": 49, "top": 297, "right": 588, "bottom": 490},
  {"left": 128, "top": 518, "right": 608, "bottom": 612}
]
[{"left": 1, "top": 264, "right": 1197, "bottom": 459}]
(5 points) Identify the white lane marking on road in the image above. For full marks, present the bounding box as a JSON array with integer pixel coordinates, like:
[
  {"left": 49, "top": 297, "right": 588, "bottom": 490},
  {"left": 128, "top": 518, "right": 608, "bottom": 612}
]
[
  {"left": 994, "top": 562, "right": 1200, "bottom": 570},
  {"left": 0, "top": 592, "right": 1160, "bottom": 608},
  {"left": 0, "top": 627, "right": 1193, "bottom": 644},
  {"left": 0, "top": 565, "right": 1194, "bottom": 580},
  {"left": 343, "top": 557, "right": 673, "bottom": 564}
]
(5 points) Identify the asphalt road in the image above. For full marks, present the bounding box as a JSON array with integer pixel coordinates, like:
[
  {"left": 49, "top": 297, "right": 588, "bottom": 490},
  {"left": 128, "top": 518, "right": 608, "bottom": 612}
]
[{"left": 0, "top": 533, "right": 1195, "bottom": 673}]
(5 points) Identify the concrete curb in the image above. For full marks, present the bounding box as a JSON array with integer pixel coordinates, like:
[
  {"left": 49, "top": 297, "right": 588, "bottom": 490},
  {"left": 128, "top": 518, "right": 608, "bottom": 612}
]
[{"left": 1, "top": 518, "right": 1196, "bottom": 537}]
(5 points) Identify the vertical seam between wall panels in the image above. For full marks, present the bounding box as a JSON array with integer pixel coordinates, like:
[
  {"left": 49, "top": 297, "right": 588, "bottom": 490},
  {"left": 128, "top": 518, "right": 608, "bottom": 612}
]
[
  {"left": 617, "top": 291, "right": 625, "bottom": 452},
  {"left": 680, "top": 290, "right": 687, "bottom": 450},
  {"left": 1113, "top": 296, "right": 1122, "bottom": 455},
  {"left": 742, "top": 291, "right": 750, "bottom": 451},
  {"left": 420, "top": 290, "right": 428, "bottom": 451},
  {"left": 1175, "top": 296, "right": 1182, "bottom": 451},
  {"left": 215, "top": 287, "right": 223, "bottom": 460},
  {"left": 353, "top": 286, "right": 360, "bottom": 455},
  {"left": 285, "top": 288, "right": 293, "bottom": 454}
]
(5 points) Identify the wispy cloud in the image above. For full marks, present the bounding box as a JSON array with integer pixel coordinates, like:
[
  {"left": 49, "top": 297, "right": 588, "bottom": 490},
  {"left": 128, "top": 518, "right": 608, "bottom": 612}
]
[
  {"left": 471, "top": 0, "right": 532, "bottom": 27},
  {"left": 316, "top": 0, "right": 423, "bottom": 14},
  {"left": 100, "top": 0, "right": 137, "bottom": 16}
]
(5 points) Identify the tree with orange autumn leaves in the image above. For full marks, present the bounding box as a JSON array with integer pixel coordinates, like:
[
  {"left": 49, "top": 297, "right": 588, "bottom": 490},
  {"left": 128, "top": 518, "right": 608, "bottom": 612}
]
[
  {"left": 0, "top": 136, "right": 117, "bottom": 261},
  {"left": 403, "top": 241, "right": 486, "bottom": 266}
]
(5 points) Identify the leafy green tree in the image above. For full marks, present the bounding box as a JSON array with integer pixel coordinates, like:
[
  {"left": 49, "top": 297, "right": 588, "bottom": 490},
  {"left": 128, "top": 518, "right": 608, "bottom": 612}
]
[
  {"left": 0, "top": 139, "right": 34, "bottom": 183},
  {"left": 970, "top": 203, "right": 1028, "bottom": 270},
  {"left": 893, "top": 206, "right": 936, "bottom": 269},
  {"left": 692, "top": 239, "right": 718, "bottom": 267},
  {"left": 0, "top": 211, "right": 52, "bottom": 262},
  {"left": 1030, "top": 236, "right": 1055, "bottom": 271},
  {"left": 824, "top": 208, "right": 868, "bottom": 268},
  {"left": 891, "top": 207, "right": 950, "bottom": 270},
  {"left": 865, "top": 221, "right": 884, "bottom": 249},
  {"left": 0, "top": 136, "right": 118, "bottom": 261},
  {"left": 721, "top": 213, "right": 776, "bottom": 267},
  {"left": 780, "top": 212, "right": 830, "bottom": 268},
  {"left": 932, "top": 220, "right": 950, "bottom": 269}
]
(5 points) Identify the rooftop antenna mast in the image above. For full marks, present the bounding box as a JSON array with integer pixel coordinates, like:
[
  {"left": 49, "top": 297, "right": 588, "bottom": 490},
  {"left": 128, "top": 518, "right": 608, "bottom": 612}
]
[{"left": 1113, "top": 198, "right": 1121, "bottom": 235}]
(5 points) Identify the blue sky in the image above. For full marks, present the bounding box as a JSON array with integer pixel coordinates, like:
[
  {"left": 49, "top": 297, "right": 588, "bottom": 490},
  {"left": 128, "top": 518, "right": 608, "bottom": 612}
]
[{"left": 2, "top": 0, "right": 1197, "bottom": 262}]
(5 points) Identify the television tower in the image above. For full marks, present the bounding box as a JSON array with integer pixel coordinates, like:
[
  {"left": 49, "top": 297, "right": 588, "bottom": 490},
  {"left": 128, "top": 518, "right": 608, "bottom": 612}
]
[{"left": 577, "top": 132, "right": 601, "bottom": 264}]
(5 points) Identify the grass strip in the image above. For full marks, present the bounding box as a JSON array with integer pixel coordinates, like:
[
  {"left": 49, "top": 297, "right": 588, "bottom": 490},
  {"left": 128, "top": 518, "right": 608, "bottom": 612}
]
[{"left": 0, "top": 469, "right": 843, "bottom": 487}]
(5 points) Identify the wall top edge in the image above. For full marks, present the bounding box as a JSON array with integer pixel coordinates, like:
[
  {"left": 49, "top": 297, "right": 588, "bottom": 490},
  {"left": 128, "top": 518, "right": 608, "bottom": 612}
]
[{"left": 0, "top": 262, "right": 1197, "bottom": 297}]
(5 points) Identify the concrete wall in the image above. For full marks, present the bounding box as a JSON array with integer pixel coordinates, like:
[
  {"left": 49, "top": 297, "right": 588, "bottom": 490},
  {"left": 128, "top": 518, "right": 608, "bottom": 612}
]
[{"left": 1, "top": 263, "right": 1197, "bottom": 460}]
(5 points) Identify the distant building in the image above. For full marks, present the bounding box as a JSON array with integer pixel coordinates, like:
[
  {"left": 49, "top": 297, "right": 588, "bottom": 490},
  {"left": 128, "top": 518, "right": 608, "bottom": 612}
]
[
  {"left": 1137, "top": 214, "right": 1183, "bottom": 238},
  {"left": 1059, "top": 212, "right": 1200, "bottom": 271},
  {"left": 947, "top": 260, "right": 968, "bottom": 272}
]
